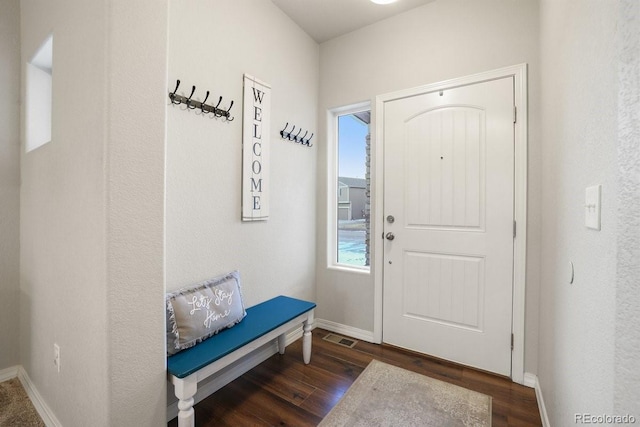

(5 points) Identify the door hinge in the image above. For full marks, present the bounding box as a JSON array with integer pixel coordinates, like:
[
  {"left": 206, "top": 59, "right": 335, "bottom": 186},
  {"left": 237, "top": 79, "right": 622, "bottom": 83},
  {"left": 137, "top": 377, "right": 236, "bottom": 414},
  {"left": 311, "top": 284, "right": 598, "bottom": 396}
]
[
  {"left": 513, "top": 220, "right": 517, "bottom": 238},
  {"left": 513, "top": 106, "right": 517, "bottom": 123},
  {"left": 511, "top": 333, "right": 514, "bottom": 351}
]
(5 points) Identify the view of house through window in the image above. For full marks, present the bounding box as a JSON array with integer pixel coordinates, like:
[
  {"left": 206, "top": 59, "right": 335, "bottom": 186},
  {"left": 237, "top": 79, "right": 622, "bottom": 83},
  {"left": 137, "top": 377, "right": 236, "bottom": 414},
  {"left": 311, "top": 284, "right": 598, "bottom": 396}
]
[{"left": 337, "top": 111, "right": 371, "bottom": 268}]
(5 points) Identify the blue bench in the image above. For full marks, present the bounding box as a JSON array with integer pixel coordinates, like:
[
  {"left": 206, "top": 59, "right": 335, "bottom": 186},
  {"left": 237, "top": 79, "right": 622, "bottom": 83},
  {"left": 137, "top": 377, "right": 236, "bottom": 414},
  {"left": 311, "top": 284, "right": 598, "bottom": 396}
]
[{"left": 167, "top": 295, "right": 316, "bottom": 427}]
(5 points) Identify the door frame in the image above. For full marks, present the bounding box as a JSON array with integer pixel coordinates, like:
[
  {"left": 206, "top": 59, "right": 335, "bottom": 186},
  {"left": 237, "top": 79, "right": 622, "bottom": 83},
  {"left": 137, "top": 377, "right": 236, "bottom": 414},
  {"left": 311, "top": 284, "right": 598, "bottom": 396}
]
[{"left": 372, "top": 63, "right": 528, "bottom": 384}]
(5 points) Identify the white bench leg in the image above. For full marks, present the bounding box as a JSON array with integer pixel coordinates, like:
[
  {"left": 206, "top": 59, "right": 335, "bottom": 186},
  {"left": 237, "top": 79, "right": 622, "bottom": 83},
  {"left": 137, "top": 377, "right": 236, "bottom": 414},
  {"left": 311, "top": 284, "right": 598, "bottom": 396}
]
[
  {"left": 278, "top": 333, "right": 287, "bottom": 355},
  {"left": 173, "top": 376, "right": 197, "bottom": 427},
  {"left": 302, "top": 310, "right": 314, "bottom": 364}
]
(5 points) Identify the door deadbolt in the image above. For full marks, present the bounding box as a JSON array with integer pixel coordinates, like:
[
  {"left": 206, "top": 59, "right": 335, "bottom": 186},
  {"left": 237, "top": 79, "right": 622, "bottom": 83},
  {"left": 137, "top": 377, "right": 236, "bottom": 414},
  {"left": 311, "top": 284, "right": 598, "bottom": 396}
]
[{"left": 386, "top": 215, "right": 395, "bottom": 224}]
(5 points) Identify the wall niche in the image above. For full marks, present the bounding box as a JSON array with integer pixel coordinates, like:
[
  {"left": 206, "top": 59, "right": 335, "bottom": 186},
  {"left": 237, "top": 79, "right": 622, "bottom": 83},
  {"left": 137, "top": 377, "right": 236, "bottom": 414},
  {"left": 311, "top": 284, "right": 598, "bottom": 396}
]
[{"left": 26, "top": 34, "right": 53, "bottom": 152}]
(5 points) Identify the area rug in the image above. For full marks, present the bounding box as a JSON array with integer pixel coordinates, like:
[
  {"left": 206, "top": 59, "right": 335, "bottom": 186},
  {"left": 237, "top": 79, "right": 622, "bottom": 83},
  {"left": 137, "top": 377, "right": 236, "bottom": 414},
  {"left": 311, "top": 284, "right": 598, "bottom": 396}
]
[
  {"left": 0, "top": 378, "right": 45, "bottom": 426},
  {"left": 319, "top": 359, "right": 491, "bottom": 426}
]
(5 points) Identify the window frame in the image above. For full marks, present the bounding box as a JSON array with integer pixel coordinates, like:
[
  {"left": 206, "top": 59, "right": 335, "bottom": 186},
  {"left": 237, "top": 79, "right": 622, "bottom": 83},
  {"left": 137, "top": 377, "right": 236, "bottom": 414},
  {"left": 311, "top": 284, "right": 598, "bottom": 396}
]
[{"left": 327, "top": 101, "right": 371, "bottom": 274}]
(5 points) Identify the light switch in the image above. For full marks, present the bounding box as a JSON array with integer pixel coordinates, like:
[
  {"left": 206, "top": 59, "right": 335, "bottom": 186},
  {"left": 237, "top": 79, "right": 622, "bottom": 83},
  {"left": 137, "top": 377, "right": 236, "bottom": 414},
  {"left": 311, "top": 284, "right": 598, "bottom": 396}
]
[{"left": 585, "top": 185, "right": 601, "bottom": 230}]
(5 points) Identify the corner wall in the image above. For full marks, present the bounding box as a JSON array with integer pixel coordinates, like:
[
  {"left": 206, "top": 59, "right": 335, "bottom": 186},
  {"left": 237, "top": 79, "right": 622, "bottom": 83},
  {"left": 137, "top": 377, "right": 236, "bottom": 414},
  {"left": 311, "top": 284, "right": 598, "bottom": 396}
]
[
  {"left": 317, "top": 0, "right": 541, "bottom": 373},
  {"left": 20, "top": 0, "right": 169, "bottom": 424},
  {"left": 106, "top": 0, "right": 168, "bottom": 424},
  {"left": 20, "top": 0, "right": 109, "bottom": 424},
  {"left": 0, "top": 0, "right": 21, "bottom": 371},
  {"left": 614, "top": 0, "right": 639, "bottom": 417},
  {"left": 538, "top": 0, "right": 620, "bottom": 422}
]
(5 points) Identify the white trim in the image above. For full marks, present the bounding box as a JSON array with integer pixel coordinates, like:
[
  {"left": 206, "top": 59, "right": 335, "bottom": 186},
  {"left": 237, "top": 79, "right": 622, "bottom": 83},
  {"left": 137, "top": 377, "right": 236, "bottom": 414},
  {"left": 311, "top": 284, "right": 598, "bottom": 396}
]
[
  {"left": 166, "top": 327, "right": 305, "bottom": 423},
  {"left": 511, "top": 64, "right": 528, "bottom": 385},
  {"left": 372, "top": 94, "right": 384, "bottom": 344},
  {"left": 0, "top": 365, "right": 19, "bottom": 382},
  {"left": 523, "top": 372, "right": 537, "bottom": 388},
  {"left": 326, "top": 264, "right": 371, "bottom": 275},
  {"left": 373, "top": 63, "right": 529, "bottom": 382},
  {"left": 314, "top": 319, "right": 375, "bottom": 343},
  {"left": 527, "top": 373, "right": 551, "bottom": 427},
  {"left": 369, "top": 96, "right": 385, "bottom": 344},
  {"left": 17, "top": 366, "right": 62, "bottom": 427},
  {"left": 0, "top": 366, "right": 61, "bottom": 426},
  {"left": 326, "top": 101, "right": 372, "bottom": 272}
]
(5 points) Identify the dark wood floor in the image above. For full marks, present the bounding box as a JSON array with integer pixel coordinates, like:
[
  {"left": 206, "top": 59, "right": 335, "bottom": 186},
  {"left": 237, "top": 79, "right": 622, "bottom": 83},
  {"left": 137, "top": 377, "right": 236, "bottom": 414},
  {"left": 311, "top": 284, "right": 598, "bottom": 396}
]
[{"left": 168, "top": 328, "right": 542, "bottom": 426}]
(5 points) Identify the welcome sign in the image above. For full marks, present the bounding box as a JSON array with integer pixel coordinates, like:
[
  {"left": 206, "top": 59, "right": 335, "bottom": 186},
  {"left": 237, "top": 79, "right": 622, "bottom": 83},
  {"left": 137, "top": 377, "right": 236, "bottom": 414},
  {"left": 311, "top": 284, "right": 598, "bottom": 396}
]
[{"left": 242, "top": 74, "right": 271, "bottom": 221}]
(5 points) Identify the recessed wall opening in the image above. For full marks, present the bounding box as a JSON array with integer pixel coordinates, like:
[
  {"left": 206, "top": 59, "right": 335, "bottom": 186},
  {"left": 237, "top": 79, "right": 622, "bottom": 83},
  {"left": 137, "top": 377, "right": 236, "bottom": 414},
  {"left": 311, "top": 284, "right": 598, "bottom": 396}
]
[{"left": 26, "top": 34, "right": 53, "bottom": 152}]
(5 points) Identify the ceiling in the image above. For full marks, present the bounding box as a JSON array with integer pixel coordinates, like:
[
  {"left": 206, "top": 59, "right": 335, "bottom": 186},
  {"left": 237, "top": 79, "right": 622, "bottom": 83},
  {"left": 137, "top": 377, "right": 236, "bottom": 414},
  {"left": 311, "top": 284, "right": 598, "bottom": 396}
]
[{"left": 271, "top": 0, "right": 436, "bottom": 43}]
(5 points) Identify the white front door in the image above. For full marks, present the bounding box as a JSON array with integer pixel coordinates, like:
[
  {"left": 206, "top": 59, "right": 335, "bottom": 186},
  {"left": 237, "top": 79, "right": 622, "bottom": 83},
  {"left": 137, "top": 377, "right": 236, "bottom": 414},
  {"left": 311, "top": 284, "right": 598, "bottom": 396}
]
[{"left": 382, "top": 77, "right": 515, "bottom": 376}]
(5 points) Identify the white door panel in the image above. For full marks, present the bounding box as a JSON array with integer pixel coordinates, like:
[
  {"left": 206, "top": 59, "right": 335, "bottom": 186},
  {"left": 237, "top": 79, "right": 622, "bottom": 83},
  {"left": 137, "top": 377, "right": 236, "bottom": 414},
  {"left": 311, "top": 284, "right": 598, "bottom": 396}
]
[
  {"left": 383, "top": 77, "right": 514, "bottom": 376},
  {"left": 405, "top": 106, "right": 484, "bottom": 229},
  {"left": 403, "top": 251, "right": 484, "bottom": 329}
]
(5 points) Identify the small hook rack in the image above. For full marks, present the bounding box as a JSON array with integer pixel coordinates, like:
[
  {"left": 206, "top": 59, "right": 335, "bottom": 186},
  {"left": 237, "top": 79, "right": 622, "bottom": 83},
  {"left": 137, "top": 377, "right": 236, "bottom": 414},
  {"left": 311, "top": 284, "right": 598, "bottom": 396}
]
[
  {"left": 280, "top": 123, "right": 313, "bottom": 147},
  {"left": 168, "top": 79, "right": 234, "bottom": 121}
]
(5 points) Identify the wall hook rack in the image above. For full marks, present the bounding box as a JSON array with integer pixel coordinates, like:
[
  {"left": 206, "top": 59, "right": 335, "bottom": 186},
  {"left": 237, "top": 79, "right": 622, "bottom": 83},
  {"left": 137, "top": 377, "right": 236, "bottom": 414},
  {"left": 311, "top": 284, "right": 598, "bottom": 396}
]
[
  {"left": 280, "top": 122, "right": 313, "bottom": 147},
  {"left": 169, "top": 79, "right": 234, "bottom": 121}
]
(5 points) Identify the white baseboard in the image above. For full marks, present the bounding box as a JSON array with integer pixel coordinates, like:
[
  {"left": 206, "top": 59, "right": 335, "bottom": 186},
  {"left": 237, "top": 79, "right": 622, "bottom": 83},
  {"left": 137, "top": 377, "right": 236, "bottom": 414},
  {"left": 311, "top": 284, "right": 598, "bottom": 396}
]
[
  {"left": 0, "top": 365, "right": 19, "bottom": 382},
  {"left": 1, "top": 365, "right": 61, "bottom": 426},
  {"left": 314, "top": 319, "right": 375, "bottom": 343},
  {"left": 524, "top": 372, "right": 550, "bottom": 427},
  {"left": 166, "top": 327, "right": 304, "bottom": 423},
  {"left": 523, "top": 372, "right": 537, "bottom": 388},
  {"left": 17, "top": 366, "right": 62, "bottom": 427}
]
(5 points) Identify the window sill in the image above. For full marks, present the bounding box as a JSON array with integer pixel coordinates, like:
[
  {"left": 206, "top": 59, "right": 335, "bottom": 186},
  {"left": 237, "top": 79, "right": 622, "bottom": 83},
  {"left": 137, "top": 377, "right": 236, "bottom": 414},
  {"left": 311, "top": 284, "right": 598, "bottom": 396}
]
[{"left": 327, "top": 264, "right": 371, "bottom": 275}]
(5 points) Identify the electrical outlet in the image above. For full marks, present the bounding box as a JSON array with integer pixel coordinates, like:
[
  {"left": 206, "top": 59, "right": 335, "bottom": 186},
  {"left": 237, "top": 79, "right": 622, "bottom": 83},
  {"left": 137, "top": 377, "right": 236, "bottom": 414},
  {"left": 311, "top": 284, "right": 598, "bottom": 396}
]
[{"left": 54, "top": 343, "right": 60, "bottom": 373}]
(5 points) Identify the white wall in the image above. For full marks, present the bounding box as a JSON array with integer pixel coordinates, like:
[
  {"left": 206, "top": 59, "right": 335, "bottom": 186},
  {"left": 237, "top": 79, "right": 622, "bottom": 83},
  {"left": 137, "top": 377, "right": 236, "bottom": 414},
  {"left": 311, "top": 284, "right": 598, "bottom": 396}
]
[
  {"left": 20, "top": 0, "right": 168, "bottom": 425},
  {"left": 106, "top": 0, "right": 168, "bottom": 425},
  {"left": 166, "top": 0, "right": 319, "bottom": 307},
  {"left": 317, "top": 0, "right": 541, "bottom": 372},
  {"left": 0, "top": 0, "right": 21, "bottom": 372},
  {"left": 166, "top": 2, "right": 318, "bottom": 409},
  {"left": 538, "top": 0, "right": 621, "bottom": 423},
  {"left": 615, "top": 1, "right": 640, "bottom": 416},
  {"left": 20, "top": 0, "right": 110, "bottom": 424}
]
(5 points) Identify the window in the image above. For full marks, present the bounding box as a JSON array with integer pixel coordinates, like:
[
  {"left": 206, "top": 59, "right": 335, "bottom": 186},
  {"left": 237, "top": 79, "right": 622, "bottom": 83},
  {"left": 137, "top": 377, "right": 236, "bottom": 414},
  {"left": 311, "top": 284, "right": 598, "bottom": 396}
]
[
  {"left": 328, "top": 103, "right": 371, "bottom": 271},
  {"left": 26, "top": 35, "right": 53, "bottom": 152}
]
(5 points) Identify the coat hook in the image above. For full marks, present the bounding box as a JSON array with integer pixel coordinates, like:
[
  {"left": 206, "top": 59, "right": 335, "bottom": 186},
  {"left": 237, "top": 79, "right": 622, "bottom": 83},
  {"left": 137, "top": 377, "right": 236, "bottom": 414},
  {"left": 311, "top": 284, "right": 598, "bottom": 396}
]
[
  {"left": 170, "top": 80, "right": 181, "bottom": 104},
  {"left": 288, "top": 125, "right": 296, "bottom": 140},
  {"left": 186, "top": 85, "right": 196, "bottom": 109},
  {"left": 225, "top": 100, "right": 234, "bottom": 121},
  {"left": 212, "top": 96, "right": 222, "bottom": 116},
  {"left": 280, "top": 122, "right": 290, "bottom": 138},
  {"left": 170, "top": 79, "right": 236, "bottom": 123},
  {"left": 299, "top": 130, "right": 308, "bottom": 143},
  {"left": 200, "top": 90, "right": 210, "bottom": 113},
  {"left": 293, "top": 128, "right": 302, "bottom": 142},
  {"left": 305, "top": 133, "right": 314, "bottom": 147}
]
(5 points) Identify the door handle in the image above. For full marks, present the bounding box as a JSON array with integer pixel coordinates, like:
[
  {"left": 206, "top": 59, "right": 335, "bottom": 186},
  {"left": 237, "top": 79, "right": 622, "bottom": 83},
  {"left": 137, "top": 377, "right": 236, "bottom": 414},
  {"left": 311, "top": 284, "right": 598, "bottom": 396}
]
[{"left": 385, "top": 232, "right": 395, "bottom": 241}]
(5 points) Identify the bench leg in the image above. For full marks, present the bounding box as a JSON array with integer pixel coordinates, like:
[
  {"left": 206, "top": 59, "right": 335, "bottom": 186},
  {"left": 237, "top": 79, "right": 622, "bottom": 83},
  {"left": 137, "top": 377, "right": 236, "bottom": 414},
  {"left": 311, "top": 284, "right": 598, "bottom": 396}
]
[
  {"left": 173, "top": 376, "right": 197, "bottom": 427},
  {"left": 302, "top": 311, "right": 314, "bottom": 364},
  {"left": 278, "top": 333, "right": 287, "bottom": 355}
]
